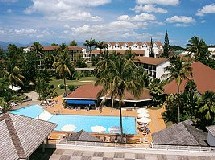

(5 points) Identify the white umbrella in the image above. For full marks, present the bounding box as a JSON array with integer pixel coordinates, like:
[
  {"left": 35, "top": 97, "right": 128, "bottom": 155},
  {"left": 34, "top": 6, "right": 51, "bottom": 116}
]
[
  {"left": 61, "top": 124, "right": 76, "bottom": 132},
  {"left": 137, "top": 113, "right": 150, "bottom": 118},
  {"left": 91, "top": 125, "right": 106, "bottom": 133},
  {"left": 137, "top": 108, "right": 147, "bottom": 114},
  {"left": 137, "top": 117, "right": 151, "bottom": 123}
]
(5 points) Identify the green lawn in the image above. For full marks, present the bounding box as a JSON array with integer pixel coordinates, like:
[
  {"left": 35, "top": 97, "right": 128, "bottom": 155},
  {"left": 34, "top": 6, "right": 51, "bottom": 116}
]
[{"left": 50, "top": 76, "right": 96, "bottom": 95}]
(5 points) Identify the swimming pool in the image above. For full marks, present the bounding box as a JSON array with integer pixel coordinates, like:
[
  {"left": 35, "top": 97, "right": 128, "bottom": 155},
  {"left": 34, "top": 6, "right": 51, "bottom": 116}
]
[
  {"left": 10, "top": 104, "right": 44, "bottom": 118},
  {"left": 11, "top": 105, "right": 136, "bottom": 134}
]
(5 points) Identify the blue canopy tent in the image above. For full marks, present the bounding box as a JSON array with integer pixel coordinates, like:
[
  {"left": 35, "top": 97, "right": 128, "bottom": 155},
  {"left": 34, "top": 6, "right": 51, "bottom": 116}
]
[{"left": 66, "top": 99, "right": 96, "bottom": 105}]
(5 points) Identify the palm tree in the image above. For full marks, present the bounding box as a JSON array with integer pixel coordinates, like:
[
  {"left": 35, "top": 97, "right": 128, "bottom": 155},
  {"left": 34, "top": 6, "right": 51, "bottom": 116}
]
[
  {"left": 8, "top": 66, "right": 24, "bottom": 88},
  {"left": 96, "top": 54, "right": 147, "bottom": 142},
  {"left": 198, "top": 91, "right": 215, "bottom": 129},
  {"left": 84, "top": 38, "right": 97, "bottom": 58},
  {"left": 96, "top": 41, "right": 108, "bottom": 54},
  {"left": 31, "top": 42, "right": 43, "bottom": 68},
  {"left": 53, "top": 44, "right": 72, "bottom": 96},
  {"left": 164, "top": 55, "right": 192, "bottom": 122},
  {"left": 186, "top": 36, "right": 209, "bottom": 61},
  {"left": 0, "top": 97, "right": 11, "bottom": 113}
]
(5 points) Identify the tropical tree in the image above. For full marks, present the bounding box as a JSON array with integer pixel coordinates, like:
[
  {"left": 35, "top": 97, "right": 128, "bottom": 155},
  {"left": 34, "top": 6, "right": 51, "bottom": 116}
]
[
  {"left": 0, "top": 97, "right": 11, "bottom": 113},
  {"left": 96, "top": 41, "right": 108, "bottom": 54},
  {"left": 186, "top": 36, "right": 209, "bottom": 62},
  {"left": 53, "top": 44, "right": 73, "bottom": 96},
  {"left": 149, "top": 78, "right": 165, "bottom": 107},
  {"left": 31, "top": 42, "right": 43, "bottom": 68},
  {"left": 197, "top": 91, "right": 215, "bottom": 130},
  {"left": 96, "top": 54, "right": 148, "bottom": 142},
  {"left": 70, "top": 40, "right": 77, "bottom": 46},
  {"left": 161, "top": 30, "right": 170, "bottom": 58},
  {"left": 164, "top": 55, "right": 192, "bottom": 122},
  {"left": 84, "top": 38, "right": 97, "bottom": 56},
  {"left": 8, "top": 66, "right": 24, "bottom": 88},
  {"left": 149, "top": 37, "right": 154, "bottom": 58}
]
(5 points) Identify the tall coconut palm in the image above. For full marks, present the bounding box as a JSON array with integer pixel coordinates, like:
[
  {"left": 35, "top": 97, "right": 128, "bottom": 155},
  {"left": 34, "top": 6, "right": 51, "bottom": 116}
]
[
  {"left": 8, "top": 66, "right": 24, "bottom": 88},
  {"left": 186, "top": 36, "right": 209, "bottom": 61},
  {"left": 53, "top": 44, "right": 72, "bottom": 96},
  {"left": 197, "top": 91, "right": 215, "bottom": 129},
  {"left": 84, "top": 38, "right": 97, "bottom": 57},
  {"left": 164, "top": 55, "right": 192, "bottom": 122},
  {"left": 31, "top": 42, "right": 43, "bottom": 68},
  {"left": 96, "top": 54, "right": 147, "bottom": 142},
  {"left": 96, "top": 41, "right": 108, "bottom": 54}
]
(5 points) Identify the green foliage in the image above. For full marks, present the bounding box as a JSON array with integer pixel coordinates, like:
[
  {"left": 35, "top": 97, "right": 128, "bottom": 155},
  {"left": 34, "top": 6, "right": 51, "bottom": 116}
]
[
  {"left": 161, "top": 31, "right": 170, "bottom": 58},
  {"left": 186, "top": 36, "right": 209, "bottom": 62},
  {"left": 68, "top": 85, "right": 76, "bottom": 91},
  {"left": 96, "top": 53, "right": 148, "bottom": 141},
  {"left": 149, "top": 78, "right": 166, "bottom": 107},
  {"left": 53, "top": 44, "right": 74, "bottom": 95},
  {"left": 84, "top": 38, "right": 97, "bottom": 54},
  {"left": 69, "top": 40, "right": 77, "bottom": 46},
  {"left": 196, "top": 91, "right": 215, "bottom": 130},
  {"left": 0, "top": 97, "right": 11, "bottom": 113}
]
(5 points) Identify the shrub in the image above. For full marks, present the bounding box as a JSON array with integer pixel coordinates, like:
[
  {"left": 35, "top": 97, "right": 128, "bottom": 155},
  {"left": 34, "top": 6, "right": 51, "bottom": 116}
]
[{"left": 68, "top": 85, "right": 76, "bottom": 91}]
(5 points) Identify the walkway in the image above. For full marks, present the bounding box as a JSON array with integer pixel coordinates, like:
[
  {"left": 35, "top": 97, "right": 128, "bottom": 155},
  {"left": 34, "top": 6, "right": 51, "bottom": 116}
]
[{"left": 49, "top": 147, "right": 215, "bottom": 160}]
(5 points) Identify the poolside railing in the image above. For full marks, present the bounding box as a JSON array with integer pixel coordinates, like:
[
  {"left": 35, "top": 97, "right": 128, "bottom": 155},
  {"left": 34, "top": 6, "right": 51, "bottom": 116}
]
[
  {"left": 151, "top": 144, "right": 215, "bottom": 152},
  {"left": 52, "top": 139, "right": 215, "bottom": 152}
]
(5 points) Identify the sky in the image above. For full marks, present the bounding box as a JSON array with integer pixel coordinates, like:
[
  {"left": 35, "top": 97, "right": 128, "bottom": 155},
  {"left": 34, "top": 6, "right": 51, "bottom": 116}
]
[{"left": 0, "top": 0, "right": 215, "bottom": 46}]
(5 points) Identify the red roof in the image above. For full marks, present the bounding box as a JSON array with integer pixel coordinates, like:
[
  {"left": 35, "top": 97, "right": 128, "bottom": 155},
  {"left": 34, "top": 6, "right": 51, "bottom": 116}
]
[
  {"left": 164, "top": 62, "right": 215, "bottom": 94},
  {"left": 42, "top": 46, "right": 83, "bottom": 51},
  {"left": 65, "top": 83, "right": 152, "bottom": 101},
  {"left": 135, "top": 57, "right": 168, "bottom": 66}
]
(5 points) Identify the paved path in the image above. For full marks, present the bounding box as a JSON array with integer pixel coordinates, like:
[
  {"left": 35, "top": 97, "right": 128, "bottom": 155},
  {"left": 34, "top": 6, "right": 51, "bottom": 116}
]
[{"left": 50, "top": 148, "right": 215, "bottom": 160}]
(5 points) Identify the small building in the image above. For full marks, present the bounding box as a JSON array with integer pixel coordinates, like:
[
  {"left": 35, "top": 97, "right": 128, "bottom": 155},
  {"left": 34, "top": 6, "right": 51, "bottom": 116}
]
[
  {"left": 152, "top": 120, "right": 208, "bottom": 147},
  {"left": 0, "top": 113, "right": 56, "bottom": 160},
  {"left": 135, "top": 57, "right": 169, "bottom": 79},
  {"left": 64, "top": 84, "right": 152, "bottom": 108},
  {"left": 206, "top": 125, "right": 215, "bottom": 147}
]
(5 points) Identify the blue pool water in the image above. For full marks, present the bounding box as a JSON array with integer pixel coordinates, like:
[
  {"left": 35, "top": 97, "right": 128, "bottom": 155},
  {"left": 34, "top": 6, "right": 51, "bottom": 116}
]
[
  {"left": 11, "top": 105, "right": 136, "bottom": 134},
  {"left": 10, "top": 104, "right": 44, "bottom": 118}
]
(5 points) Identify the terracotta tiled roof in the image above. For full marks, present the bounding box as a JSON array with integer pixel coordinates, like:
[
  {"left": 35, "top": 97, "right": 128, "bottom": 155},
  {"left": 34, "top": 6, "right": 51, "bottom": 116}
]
[
  {"left": 65, "top": 83, "right": 152, "bottom": 101},
  {"left": 91, "top": 50, "right": 103, "bottom": 54},
  {"left": 42, "top": 46, "right": 83, "bottom": 51},
  {"left": 104, "top": 42, "right": 162, "bottom": 47},
  {"left": 0, "top": 113, "right": 56, "bottom": 160},
  {"left": 164, "top": 62, "right": 215, "bottom": 94},
  {"left": 135, "top": 57, "right": 168, "bottom": 66},
  {"left": 66, "top": 84, "right": 102, "bottom": 100}
]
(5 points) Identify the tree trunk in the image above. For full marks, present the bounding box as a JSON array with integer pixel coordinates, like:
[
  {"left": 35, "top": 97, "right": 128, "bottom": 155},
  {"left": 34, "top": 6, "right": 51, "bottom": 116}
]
[
  {"left": 119, "top": 100, "right": 123, "bottom": 143},
  {"left": 177, "top": 84, "right": 180, "bottom": 123},
  {"left": 63, "top": 77, "right": 67, "bottom": 96}
]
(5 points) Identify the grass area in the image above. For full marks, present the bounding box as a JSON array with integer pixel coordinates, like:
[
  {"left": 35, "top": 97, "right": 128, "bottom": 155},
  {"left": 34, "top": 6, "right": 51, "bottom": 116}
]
[{"left": 50, "top": 76, "right": 96, "bottom": 95}]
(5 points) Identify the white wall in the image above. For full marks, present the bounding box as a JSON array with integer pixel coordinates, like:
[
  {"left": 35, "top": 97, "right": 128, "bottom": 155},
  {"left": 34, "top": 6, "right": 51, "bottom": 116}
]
[
  {"left": 156, "top": 61, "right": 170, "bottom": 79},
  {"left": 207, "top": 131, "right": 215, "bottom": 147}
]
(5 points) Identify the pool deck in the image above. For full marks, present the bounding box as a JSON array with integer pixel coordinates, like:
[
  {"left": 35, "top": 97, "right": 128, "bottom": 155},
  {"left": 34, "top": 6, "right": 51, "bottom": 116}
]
[{"left": 43, "top": 95, "right": 166, "bottom": 145}]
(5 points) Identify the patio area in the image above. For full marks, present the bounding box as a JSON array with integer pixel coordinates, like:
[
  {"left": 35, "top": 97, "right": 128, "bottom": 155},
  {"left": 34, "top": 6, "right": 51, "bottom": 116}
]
[{"left": 45, "top": 95, "right": 166, "bottom": 145}]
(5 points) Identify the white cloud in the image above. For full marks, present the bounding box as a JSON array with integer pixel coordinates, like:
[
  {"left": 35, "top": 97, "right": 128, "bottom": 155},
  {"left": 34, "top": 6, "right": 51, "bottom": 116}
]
[
  {"left": 136, "top": 0, "right": 179, "bottom": 6},
  {"left": 24, "top": 0, "right": 111, "bottom": 21},
  {"left": 196, "top": 4, "right": 215, "bottom": 16},
  {"left": 117, "top": 13, "right": 156, "bottom": 22},
  {"left": 14, "top": 28, "right": 37, "bottom": 34},
  {"left": 133, "top": 5, "right": 167, "bottom": 13},
  {"left": 166, "top": 16, "right": 195, "bottom": 24}
]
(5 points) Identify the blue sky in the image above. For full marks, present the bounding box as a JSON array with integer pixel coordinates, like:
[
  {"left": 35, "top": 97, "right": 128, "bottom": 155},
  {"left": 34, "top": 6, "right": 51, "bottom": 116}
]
[{"left": 0, "top": 0, "right": 215, "bottom": 46}]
